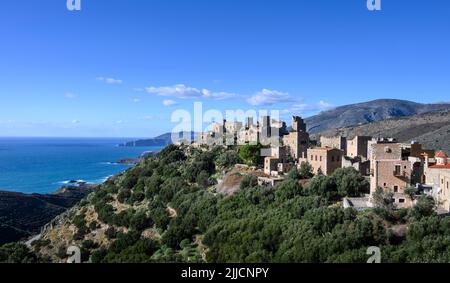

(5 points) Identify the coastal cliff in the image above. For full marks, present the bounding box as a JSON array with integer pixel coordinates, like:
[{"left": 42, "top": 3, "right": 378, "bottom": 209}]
[{"left": 0, "top": 185, "right": 96, "bottom": 245}]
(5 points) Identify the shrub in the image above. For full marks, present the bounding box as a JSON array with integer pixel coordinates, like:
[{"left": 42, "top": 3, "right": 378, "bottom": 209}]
[
  {"left": 408, "top": 196, "right": 436, "bottom": 220},
  {"left": 130, "top": 212, "right": 152, "bottom": 231},
  {"left": 239, "top": 144, "right": 263, "bottom": 166},
  {"left": 299, "top": 162, "right": 313, "bottom": 179},
  {"left": 216, "top": 150, "right": 242, "bottom": 168},
  {"left": 196, "top": 171, "right": 210, "bottom": 188},
  {"left": 105, "top": 227, "right": 117, "bottom": 240},
  {"left": 240, "top": 174, "right": 258, "bottom": 190},
  {"left": 117, "top": 189, "right": 132, "bottom": 203}
]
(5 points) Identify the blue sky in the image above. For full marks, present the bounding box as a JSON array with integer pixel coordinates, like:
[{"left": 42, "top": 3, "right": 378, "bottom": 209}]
[{"left": 0, "top": 0, "right": 449, "bottom": 137}]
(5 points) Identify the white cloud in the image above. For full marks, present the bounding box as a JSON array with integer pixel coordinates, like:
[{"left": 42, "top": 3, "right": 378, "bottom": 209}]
[
  {"left": 247, "top": 89, "right": 296, "bottom": 106},
  {"left": 97, "top": 77, "right": 123, "bottom": 85},
  {"left": 163, "top": 99, "right": 178, "bottom": 107},
  {"left": 145, "top": 84, "right": 202, "bottom": 99},
  {"left": 145, "top": 84, "right": 238, "bottom": 100},
  {"left": 65, "top": 92, "right": 76, "bottom": 99},
  {"left": 318, "top": 100, "right": 334, "bottom": 110},
  {"left": 132, "top": 98, "right": 141, "bottom": 103},
  {"left": 116, "top": 120, "right": 124, "bottom": 124},
  {"left": 202, "top": 89, "right": 238, "bottom": 100},
  {"left": 72, "top": 120, "right": 80, "bottom": 124}
]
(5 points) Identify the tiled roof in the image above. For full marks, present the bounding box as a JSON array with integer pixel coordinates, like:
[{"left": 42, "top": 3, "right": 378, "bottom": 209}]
[{"left": 436, "top": 151, "right": 448, "bottom": 158}]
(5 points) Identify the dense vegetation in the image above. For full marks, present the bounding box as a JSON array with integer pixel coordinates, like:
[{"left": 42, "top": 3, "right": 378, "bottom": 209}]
[{"left": 2, "top": 144, "right": 450, "bottom": 263}]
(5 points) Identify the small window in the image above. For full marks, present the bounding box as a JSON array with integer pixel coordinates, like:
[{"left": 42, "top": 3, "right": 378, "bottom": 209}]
[
  {"left": 394, "top": 186, "right": 399, "bottom": 193},
  {"left": 320, "top": 156, "right": 322, "bottom": 162},
  {"left": 383, "top": 183, "right": 387, "bottom": 187},
  {"left": 331, "top": 156, "right": 335, "bottom": 162},
  {"left": 394, "top": 165, "right": 401, "bottom": 175},
  {"left": 399, "top": 199, "right": 405, "bottom": 203},
  {"left": 315, "top": 156, "right": 318, "bottom": 161}
]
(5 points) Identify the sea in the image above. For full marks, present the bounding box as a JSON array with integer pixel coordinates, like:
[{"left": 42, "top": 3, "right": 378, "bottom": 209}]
[{"left": 0, "top": 137, "right": 162, "bottom": 194}]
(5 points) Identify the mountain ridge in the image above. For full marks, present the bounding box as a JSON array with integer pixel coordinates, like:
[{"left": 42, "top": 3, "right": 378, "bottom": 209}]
[
  {"left": 305, "top": 99, "right": 450, "bottom": 134},
  {"left": 317, "top": 108, "right": 450, "bottom": 153}
]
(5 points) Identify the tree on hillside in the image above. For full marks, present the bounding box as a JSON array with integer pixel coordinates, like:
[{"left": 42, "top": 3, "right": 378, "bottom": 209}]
[
  {"left": 216, "top": 150, "right": 242, "bottom": 169},
  {"left": 0, "top": 243, "right": 38, "bottom": 263},
  {"left": 404, "top": 186, "right": 417, "bottom": 201},
  {"left": 331, "top": 167, "right": 369, "bottom": 197},
  {"left": 408, "top": 196, "right": 436, "bottom": 220},
  {"left": 299, "top": 162, "right": 314, "bottom": 179},
  {"left": 239, "top": 144, "right": 263, "bottom": 166},
  {"left": 372, "top": 187, "right": 395, "bottom": 211}
]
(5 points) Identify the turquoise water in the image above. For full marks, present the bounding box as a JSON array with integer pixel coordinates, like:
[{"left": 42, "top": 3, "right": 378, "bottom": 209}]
[{"left": 0, "top": 137, "right": 162, "bottom": 194}]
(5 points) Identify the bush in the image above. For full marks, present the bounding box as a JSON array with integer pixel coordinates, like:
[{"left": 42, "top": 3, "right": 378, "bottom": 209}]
[
  {"left": 299, "top": 162, "right": 313, "bottom": 179},
  {"left": 82, "top": 240, "right": 98, "bottom": 250},
  {"left": 240, "top": 174, "right": 258, "bottom": 190},
  {"left": 113, "top": 209, "right": 135, "bottom": 228},
  {"left": 89, "top": 221, "right": 99, "bottom": 231},
  {"left": 150, "top": 207, "right": 171, "bottom": 230},
  {"left": 239, "top": 144, "right": 263, "bottom": 166},
  {"left": 408, "top": 196, "right": 436, "bottom": 220},
  {"left": 95, "top": 202, "right": 115, "bottom": 224},
  {"left": 145, "top": 174, "right": 163, "bottom": 199},
  {"left": 196, "top": 171, "right": 210, "bottom": 188},
  {"left": 56, "top": 246, "right": 67, "bottom": 259},
  {"left": 122, "top": 174, "right": 138, "bottom": 190},
  {"left": 130, "top": 212, "right": 152, "bottom": 231},
  {"left": 72, "top": 214, "right": 86, "bottom": 230},
  {"left": 372, "top": 187, "right": 395, "bottom": 211},
  {"left": 105, "top": 227, "right": 118, "bottom": 240},
  {"left": 275, "top": 180, "right": 303, "bottom": 202},
  {"left": 0, "top": 243, "right": 38, "bottom": 263},
  {"left": 117, "top": 189, "right": 132, "bottom": 203},
  {"left": 331, "top": 167, "right": 369, "bottom": 197},
  {"left": 108, "top": 231, "right": 142, "bottom": 254},
  {"left": 130, "top": 191, "right": 145, "bottom": 203},
  {"left": 91, "top": 248, "right": 108, "bottom": 263},
  {"left": 216, "top": 150, "right": 242, "bottom": 168}
]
